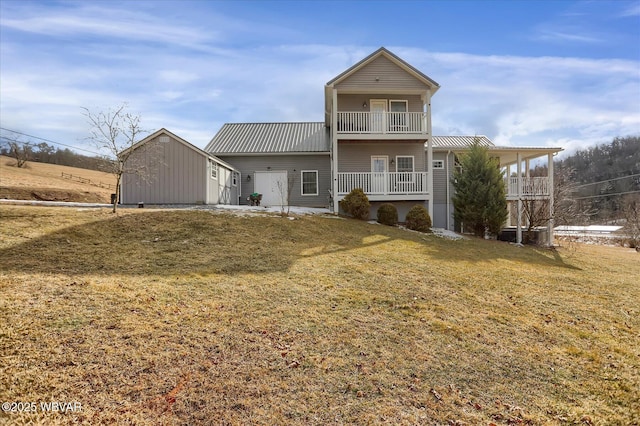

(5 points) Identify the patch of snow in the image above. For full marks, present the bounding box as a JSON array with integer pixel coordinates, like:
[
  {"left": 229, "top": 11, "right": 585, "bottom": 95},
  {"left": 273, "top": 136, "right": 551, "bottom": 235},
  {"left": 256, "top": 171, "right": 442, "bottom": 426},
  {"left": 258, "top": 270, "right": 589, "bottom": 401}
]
[{"left": 431, "top": 228, "right": 467, "bottom": 240}]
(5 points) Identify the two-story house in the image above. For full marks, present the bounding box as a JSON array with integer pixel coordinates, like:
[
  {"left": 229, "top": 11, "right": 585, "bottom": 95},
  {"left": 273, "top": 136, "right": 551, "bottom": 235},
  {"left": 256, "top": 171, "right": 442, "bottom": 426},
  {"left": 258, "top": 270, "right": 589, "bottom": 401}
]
[
  {"left": 205, "top": 47, "right": 561, "bottom": 244},
  {"left": 119, "top": 47, "right": 560, "bottom": 244}
]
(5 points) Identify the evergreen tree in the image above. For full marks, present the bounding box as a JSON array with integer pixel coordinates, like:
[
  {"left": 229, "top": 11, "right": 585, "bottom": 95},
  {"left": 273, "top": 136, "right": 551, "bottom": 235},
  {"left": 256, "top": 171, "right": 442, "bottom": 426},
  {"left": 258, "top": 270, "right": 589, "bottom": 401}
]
[{"left": 452, "top": 138, "right": 508, "bottom": 237}]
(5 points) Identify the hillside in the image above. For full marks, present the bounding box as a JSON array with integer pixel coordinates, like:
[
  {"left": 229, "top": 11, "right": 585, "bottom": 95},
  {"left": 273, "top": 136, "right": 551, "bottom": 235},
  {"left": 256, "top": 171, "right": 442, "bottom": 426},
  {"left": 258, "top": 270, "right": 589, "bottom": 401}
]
[
  {"left": 0, "top": 155, "right": 116, "bottom": 202},
  {"left": 0, "top": 206, "right": 638, "bottom": 425}
]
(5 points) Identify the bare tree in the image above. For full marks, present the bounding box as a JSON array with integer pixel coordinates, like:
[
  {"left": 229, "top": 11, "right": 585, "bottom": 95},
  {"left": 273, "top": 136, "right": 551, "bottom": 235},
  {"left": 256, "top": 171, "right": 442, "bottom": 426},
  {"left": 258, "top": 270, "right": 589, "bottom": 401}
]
[
  {"left": 622, "top": 194, "right": 640, "bottom": 251},
  {"left": 6, "top": 139, "right": 33, "bottom": 168},
  {"left": 276, "top": 173, "right": 296, "bottom": 217},
  {"left": 83, "top": 103, "right": 147, "bottom": 213}
]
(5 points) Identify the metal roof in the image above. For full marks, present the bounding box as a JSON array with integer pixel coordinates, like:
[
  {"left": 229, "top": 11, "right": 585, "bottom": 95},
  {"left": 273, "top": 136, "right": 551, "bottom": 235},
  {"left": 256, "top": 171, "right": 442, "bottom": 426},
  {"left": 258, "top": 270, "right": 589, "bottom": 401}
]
[
  {"left": 432, "top": 135, "right": 494, "bottom": 149},
  {"left": 205, "top": 122, "right": 330, "bottom": 155}
]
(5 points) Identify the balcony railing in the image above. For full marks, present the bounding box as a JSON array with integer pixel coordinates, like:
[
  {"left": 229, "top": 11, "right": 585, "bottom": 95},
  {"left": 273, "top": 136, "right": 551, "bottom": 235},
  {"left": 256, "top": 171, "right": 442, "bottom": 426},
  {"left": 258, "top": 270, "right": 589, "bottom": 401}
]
[
  {"left": 507, "top": 177, "right": 550, "bottom": 197},
  {"left": 338, "top": 172, "right": 428, "bottom": 196},
  {"left": 337, "top": 112, "right": 426, "bottom": 134}
]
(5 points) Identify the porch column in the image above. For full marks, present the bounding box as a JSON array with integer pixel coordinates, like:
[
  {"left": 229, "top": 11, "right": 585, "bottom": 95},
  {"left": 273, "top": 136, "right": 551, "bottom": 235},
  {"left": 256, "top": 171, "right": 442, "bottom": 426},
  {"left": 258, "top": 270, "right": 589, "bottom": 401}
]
[
  {"left": 332, "top": 88, "right": 339, "bottom": 213},
  {"left": 426, "top": 89, "right": 433, "bottom": 220},
  {"left": 516, "top": 153, "right": 522, "bottom": 244},
  {"left": 548, "top": 152, "right": 555, "bottom": 246},
  {"left": 506, "top": 164, "right": 511, "bottom": 226}
]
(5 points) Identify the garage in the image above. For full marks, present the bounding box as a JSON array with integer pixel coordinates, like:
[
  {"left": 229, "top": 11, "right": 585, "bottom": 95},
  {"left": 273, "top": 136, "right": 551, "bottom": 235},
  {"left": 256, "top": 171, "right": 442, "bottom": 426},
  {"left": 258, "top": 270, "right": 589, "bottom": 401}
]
[{"left": 253, "top": 171, "right": 288, "bottom": 206}]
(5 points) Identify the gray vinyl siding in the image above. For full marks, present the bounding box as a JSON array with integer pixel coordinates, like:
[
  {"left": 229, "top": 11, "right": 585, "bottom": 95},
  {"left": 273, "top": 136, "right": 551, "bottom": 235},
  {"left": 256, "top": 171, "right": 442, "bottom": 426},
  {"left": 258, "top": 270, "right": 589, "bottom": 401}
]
[
  {"left": 432, "top": 151, "right": 456, "bottom": 230},
  {"left": 338, "top": 142, "right": 426, "bottom": 172},
  {"left": 216, "top": 155, "right": 331, "bottom": 207},
  {"left": 337, "top": 94, "right": 423, "bottom": 112},
  {"left": 122, "top": 135, "right": 207, "bottom": 204},
  {"left": 335, "top": 55, "right": 430, "bottom": 91}
]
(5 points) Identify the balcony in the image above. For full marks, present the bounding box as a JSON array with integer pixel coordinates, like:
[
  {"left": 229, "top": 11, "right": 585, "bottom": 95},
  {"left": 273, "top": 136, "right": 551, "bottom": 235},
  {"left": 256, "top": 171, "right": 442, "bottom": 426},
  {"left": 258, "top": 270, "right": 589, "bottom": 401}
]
[
  {"left": 338, "top": 172, "right": 428, "bottom": 201},
  {"left": 337, "top": 112, "right": 427, "bottom": 135},
  {"left": 506, "top": 177, "right": 550, "bottom": 199}
]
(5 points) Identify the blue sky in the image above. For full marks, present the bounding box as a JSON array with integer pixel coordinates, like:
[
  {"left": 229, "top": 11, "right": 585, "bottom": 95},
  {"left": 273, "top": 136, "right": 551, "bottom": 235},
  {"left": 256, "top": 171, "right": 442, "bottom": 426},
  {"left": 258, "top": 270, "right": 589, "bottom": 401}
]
[{"left": 1, "top": 0, "right": 639, "bottom": 158}]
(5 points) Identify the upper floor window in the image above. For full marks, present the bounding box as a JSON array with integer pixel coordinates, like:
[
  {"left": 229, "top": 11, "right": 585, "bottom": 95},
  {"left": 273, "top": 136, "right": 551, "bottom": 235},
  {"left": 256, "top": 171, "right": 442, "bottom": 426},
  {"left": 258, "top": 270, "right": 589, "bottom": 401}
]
[
  {"left": 433, "top": 160, "right": 444, "bottom": 169},
  {"left": 389, "top": 100, "right": 408, "bottom": 129}
]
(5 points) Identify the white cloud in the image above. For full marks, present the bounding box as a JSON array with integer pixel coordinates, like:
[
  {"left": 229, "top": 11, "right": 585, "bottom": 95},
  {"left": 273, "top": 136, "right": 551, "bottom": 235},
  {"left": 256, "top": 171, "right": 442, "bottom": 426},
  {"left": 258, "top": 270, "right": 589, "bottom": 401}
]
[{"left": 0, "top": 2, "right": 638, "bottom": 158}]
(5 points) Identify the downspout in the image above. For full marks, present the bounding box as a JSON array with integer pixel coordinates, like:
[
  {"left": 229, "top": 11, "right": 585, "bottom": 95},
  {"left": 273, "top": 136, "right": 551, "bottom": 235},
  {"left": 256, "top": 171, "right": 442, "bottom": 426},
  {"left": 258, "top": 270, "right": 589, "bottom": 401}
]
[
  {"left": 238, "top": 169, "right": 242, "bottom": 206},
  {"left": 446, "top": 150, "right": 451, "bottom": 230}
]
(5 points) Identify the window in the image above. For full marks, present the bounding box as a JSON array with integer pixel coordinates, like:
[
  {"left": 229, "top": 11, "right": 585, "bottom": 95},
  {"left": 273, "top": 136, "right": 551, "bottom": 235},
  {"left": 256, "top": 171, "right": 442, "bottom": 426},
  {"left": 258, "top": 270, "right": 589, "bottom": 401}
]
[
  {"left": 158, "top": 135, "right": 170, "bottom": 143},
  {"left": 389, "top": 100, "right": 408, "bottom": 129},
  {"left": 433, "top": 160, "right": 444, "bottom": 169},
  {"left": 396, "top": 156, "right": 414, "bottom": 183},
  {"left": 301, "top": 170, "right": 318, "bottom": 196},
  {"left": 232, "top": 171, "right": 238, "bottom": 186},
  {"left": 396, "top": 156, "right": 414, "bottom": 173},
  {"left": 210, "top": 161, "right": 218, "bottom": 179}
]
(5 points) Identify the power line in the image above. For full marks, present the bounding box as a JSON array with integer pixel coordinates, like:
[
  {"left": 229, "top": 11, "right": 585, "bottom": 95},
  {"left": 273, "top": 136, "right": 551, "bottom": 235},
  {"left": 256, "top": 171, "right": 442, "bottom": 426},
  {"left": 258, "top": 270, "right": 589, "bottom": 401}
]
[
  {"left": 573, "top": 190, "right": 640, "bottom": 200},
  {"left": 0, "top": 127, "right": 103, "bottom": 156},
  {"left": 572, "top": 173, "right": 640, "bottom": 189}
]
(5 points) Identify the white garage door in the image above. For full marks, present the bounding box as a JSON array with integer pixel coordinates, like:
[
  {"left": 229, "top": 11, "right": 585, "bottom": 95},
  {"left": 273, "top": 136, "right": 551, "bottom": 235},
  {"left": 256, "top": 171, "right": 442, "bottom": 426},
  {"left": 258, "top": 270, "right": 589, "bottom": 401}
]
[{"left": 254, "top": 171, "right": 288, "bottom": 206}]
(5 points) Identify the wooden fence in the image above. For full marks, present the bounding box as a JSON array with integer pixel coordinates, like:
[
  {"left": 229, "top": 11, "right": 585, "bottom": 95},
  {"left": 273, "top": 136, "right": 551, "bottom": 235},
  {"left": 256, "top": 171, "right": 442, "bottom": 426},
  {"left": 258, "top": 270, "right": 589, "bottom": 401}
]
[{"left": 61, "top": 172, "right": 116, "bottom": 190}]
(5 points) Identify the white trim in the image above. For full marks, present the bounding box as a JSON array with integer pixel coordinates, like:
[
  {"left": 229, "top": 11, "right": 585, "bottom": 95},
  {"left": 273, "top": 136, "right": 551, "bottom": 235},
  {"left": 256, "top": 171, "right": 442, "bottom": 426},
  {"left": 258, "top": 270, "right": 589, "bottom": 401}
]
[
  {"left": 301, "top": 170, "right": 319, "bottom": 196},
  {"left": 395, "top": 155, "right": 414, "bottom": 172},
  {"left": 371, "top": 155, "right": 388, "bottom": 173},
  {"left": 432, "top": 160, "right": 444, "bottom": 169},
  {"left": 389, "top": 99, "right": 408, "bottom": 112},
  {"left": 210, "top": 161, "right": 218, "bottom": 179}
]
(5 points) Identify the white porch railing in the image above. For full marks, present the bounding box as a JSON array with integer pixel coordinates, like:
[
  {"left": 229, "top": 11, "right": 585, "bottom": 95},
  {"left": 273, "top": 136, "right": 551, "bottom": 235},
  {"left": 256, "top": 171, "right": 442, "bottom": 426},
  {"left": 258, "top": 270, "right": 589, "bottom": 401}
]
[
  {"left": 507, "top": 177, "right": 550, "bottom": 197},
  {"left": 338, "top": 172, "right": 428, "bottom": 195},
  {"left": 337, "top": 112, "right": 426, "bottom": 134}
]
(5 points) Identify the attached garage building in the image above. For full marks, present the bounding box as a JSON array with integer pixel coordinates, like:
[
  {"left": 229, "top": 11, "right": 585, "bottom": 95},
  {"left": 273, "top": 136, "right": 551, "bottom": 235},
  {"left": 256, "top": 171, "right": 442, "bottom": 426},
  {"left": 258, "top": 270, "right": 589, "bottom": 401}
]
[
  {"left": 121, "top": 128, "right": 240, "bottom": 205},
  {"left": 204, "top": 122, "right": 331, "bottom": 208}
]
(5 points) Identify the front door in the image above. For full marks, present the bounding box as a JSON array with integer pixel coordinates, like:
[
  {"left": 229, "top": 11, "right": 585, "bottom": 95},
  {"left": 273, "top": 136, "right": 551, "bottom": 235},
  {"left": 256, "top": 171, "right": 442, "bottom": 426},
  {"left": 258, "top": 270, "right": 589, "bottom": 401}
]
[
  {"left": 254, "top": 171, "right": 288, "bottom": 206},
  {"left": 371, "top": 156, "right": 388, "bottom": 194},
  {"left": 370, "top": 99, "right": 387, "bottom": 133}
]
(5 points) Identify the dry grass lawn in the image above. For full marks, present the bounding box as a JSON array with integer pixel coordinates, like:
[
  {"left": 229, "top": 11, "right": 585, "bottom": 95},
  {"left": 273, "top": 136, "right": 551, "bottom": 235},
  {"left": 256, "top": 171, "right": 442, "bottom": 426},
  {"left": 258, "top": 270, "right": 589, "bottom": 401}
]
[
  {"left": 0, "top": 156, "right": 115, "bottom": 203},
  {"left": 0, "top": 205, "right": 638, "bottom": 425}
]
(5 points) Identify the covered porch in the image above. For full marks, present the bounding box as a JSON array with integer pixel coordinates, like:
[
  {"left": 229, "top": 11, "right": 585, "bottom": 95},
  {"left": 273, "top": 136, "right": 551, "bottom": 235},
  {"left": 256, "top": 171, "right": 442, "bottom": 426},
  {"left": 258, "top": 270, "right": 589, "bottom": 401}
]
[{"left": 492, "top": 146, "right": 563, "bottom": 245}]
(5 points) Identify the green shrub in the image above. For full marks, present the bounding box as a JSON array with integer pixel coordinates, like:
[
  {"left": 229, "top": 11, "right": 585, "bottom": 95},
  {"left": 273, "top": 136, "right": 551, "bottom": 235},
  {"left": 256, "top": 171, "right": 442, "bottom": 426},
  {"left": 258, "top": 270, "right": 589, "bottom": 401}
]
[
  {"left": 339, "top": 188, "right": 370, "bottom": 220},
  {"left": 405, "top": 205, "right": 432, "bottom": 233},
  {"left": 377, "top": 203, "right": 398, "bottom": 226}
]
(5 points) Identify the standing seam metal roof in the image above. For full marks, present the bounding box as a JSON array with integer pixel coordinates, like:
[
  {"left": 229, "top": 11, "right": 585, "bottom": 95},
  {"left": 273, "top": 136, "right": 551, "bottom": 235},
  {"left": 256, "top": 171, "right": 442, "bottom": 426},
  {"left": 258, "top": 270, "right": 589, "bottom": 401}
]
[
  {"left": 431, "top": 135, "right": 494, "bottom": 149},
  {"left": 205, "top": 122, "right": 330, "bottom": 154}
]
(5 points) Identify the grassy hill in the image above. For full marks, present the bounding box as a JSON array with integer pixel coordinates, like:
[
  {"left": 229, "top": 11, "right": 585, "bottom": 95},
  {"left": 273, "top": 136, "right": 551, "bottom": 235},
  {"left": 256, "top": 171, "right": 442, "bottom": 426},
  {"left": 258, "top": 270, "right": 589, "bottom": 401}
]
[
  {"left": 0, "top": 155, "right": 115, "bottom": 202},
  {"left": 0, "top": 205, "right": 638, "bottom": 425}
]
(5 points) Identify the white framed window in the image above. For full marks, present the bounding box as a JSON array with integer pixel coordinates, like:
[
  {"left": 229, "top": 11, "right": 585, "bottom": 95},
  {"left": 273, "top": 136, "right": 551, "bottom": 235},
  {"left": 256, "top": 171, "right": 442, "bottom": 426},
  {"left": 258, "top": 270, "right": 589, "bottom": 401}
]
[
  {"left": 396, "top": 156, "right": 414, "bottom": 183},
  {"left": 301, "top": 170, "right": 318, "bottom": 196},
  {"left": 433, "top": 160, "right": 444, "bottom": 169},
  {"left": 232, "top": 171, "right": 238, "bottom": 186},
  {"left": 396, "top": 156, "right": 414, "bottom": 173},
  {"left": 389, "top": 100, "right": 408, "bottom": 129},
  {"left": 210, "top": 161, "right": 218, "bottom": 179}
]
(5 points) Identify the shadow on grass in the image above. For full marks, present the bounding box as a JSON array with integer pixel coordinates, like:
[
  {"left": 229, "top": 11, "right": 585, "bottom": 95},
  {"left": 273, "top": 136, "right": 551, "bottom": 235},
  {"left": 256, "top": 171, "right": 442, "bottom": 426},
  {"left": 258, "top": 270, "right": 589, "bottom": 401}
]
[{"left": 0, "top": 210, "right": 580, "bottom": 276}]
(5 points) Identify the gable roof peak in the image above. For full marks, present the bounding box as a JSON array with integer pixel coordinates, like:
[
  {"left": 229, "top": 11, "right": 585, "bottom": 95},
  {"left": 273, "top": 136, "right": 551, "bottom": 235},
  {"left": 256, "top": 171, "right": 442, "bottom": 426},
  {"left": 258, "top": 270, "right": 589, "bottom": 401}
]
[{"left": 325, "top": 47, "right": 440, "bottom": 90}]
